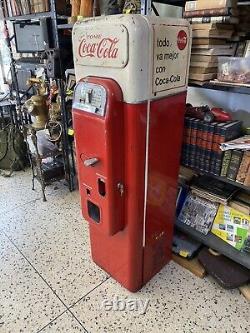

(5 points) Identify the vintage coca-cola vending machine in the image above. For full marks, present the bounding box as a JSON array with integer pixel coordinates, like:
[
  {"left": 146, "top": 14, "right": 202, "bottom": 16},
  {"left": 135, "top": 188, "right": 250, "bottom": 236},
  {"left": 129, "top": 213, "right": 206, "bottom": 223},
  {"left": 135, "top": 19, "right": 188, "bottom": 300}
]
[{"left": 72, "top": 15, "right": 191, "bottom": 292}]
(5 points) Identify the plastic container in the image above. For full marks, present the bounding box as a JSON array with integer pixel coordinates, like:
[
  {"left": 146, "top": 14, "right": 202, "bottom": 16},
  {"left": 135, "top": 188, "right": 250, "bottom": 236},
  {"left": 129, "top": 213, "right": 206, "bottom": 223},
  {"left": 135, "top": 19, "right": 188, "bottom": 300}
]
[{"left": 217, "top": 56, "right": 250, "bottom": 84}]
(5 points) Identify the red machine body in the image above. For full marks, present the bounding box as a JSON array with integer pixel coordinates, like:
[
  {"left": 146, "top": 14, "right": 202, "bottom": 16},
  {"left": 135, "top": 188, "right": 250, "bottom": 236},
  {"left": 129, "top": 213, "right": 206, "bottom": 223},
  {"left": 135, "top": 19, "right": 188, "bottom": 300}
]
[
  {"left": 73, "top": 77, "right": 186, "bottom": 291},
  {"left": 72, "top": 15, "right": 191, "bottom": 291}
]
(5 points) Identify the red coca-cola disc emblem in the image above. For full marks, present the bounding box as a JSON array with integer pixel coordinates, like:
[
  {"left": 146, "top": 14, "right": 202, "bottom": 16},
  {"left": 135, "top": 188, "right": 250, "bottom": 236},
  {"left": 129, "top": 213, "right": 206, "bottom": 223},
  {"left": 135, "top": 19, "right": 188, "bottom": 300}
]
[{"left": 177, "top": 30, "right": 187, "bottom": 50}]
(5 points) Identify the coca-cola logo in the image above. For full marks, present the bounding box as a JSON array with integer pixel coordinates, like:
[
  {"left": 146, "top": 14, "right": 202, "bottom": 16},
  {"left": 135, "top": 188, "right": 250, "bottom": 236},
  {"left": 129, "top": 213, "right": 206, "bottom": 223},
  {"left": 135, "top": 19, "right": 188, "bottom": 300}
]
[
  {"left": 177, "top": 30, "right": 187, "bottom": 50},
  {"left": 78, "top": 36, "right": 119, "bottom": 59}
]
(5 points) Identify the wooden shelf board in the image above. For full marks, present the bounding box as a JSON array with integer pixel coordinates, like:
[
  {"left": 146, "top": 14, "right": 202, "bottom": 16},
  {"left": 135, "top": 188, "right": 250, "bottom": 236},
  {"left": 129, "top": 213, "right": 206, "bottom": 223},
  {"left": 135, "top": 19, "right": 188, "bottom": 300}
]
[
  {"left": 239, "top": 285, "right": 250, "bottom": 301},
  {"left": 172, "top": 254, "right": 206, "bottom": 278}
]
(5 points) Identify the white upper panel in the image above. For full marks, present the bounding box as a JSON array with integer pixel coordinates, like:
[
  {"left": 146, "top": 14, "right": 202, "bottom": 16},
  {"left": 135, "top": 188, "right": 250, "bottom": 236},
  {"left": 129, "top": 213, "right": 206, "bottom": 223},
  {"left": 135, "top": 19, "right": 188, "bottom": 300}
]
[{"left": 72, "top": 15, "right": 192, "bottom": 103}]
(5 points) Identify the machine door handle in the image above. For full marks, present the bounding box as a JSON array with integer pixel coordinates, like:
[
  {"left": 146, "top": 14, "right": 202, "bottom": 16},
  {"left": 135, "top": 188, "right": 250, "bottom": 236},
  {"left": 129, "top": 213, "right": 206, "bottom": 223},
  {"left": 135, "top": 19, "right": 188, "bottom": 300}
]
[{"left": 84, "top": 157, "right": 99, "bottom": 167}]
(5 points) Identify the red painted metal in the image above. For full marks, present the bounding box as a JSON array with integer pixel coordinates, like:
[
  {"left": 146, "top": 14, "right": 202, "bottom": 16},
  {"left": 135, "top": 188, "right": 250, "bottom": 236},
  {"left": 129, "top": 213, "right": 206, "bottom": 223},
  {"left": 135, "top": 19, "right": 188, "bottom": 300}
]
[
  {"left": 73, "top": 77, "right": 125, "bottom": 236},
  {"left": 143, "top": 93, "right": 186, "bottom": 284},
  {"left": 89, "top": 101, "right": 147, "bottom": 292},
  {"left": 73, "top": 77, "right": 186, "bottom": 292}
]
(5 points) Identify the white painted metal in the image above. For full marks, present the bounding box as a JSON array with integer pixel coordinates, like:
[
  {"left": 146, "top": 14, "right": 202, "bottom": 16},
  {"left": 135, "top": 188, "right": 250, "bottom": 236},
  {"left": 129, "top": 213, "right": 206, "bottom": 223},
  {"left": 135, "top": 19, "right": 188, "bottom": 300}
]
[
  {"left": 73, "top": 14, "right": 192, "bottom": 104},
  {"left": 142, "top": 100, "right": 151, "bottom": 247}
]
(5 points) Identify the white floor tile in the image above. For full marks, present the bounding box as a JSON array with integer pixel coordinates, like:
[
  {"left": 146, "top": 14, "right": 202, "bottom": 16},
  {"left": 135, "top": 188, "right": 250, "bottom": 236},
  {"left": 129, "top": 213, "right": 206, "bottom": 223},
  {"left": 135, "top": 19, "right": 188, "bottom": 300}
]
[
  {"left": 1, "top": 170, "right": 249, "bottom": 333},
  {"left": 71, "top": 261, "right": 249, "bottom": 333},
  {"left": 0, "top": 169, "right": 69, "bottom": 214},
  {"left": 39, "top": 311, "right": 86, "bottom": 332},
  {"left": 1, "top": 191, "right": 108, "bottom": 307},
  {"left": 0, "top": 233, "right": 65, "bottom": 333},
  {"left": 0, "top": 169, "right": 38, "bottom": 213}
]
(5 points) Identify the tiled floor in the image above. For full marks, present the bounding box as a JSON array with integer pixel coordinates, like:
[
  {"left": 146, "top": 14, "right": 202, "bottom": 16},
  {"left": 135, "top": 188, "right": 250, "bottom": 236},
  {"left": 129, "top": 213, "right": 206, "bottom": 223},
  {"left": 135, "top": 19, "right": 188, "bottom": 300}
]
[{"left": 0, "top": 170, "right": 249, "bottom": 333}]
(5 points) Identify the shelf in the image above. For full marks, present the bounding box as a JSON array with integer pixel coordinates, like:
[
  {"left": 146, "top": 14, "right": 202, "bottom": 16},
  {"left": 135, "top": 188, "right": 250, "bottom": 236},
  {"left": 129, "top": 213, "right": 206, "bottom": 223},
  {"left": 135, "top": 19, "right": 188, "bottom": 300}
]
[
  {"left": 208, "top": 174, "right": 250, "bottom": 193},
  {"left": 57, "top": 23, "right": 74, "bottom": 30},
  {"left": 238, "top": 1, "right": 250, "bottom": 5},
  {"left": 189, "top": 82, "right": 250, "bottom": 95},
  {"left": 175, "top": 220, "right": 250, "bottom": 269},
  {"left": 182, "top": 165, "right": 250, "bottom": 193},
  {"left": 5, "top": 12, "right": 68, "bottom": 21},
  {"left": 154, "top": 0, "right": 250, "bottom": 7},
  {"left": 6, "top": 11, "right": 52, "bottom": 21},
  {"left": 153, "top": 0, "right": 185, "bottom": 6},
  {"left": 0, "top": 100, "right": 15, "bottom": 107}
]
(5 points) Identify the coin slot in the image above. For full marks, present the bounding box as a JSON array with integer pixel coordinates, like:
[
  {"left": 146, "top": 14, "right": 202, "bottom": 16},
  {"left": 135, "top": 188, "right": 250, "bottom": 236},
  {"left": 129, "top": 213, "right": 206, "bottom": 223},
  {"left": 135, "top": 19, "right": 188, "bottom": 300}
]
[{"left": 98, "top": 178, "right": 106, "bottom": 197}]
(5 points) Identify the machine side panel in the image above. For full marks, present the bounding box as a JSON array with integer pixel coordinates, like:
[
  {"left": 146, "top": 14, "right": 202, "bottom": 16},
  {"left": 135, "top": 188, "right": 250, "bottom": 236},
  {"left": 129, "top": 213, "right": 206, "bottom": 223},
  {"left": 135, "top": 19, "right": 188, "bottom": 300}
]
[
  {"left": 90, "top": 102, "right": 147, "bottom": 292},
  {"left": 143, "top": 92, "right": 186, "bottom": 284}
]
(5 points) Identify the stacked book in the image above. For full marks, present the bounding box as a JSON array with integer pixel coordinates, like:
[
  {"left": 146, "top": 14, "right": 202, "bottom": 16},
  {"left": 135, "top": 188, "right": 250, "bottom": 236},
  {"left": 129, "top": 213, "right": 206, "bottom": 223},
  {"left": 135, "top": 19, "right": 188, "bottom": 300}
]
[
  {"left": 211, "top": 202, "right": 250, "bottom": 251},
  {"left": 235, "top": 5, "right": 250, "bottom": 57},
  {"left": 191, "top": 175, "right": 238, "bottom": 205},
  {"left": 3, "top": 0, "right": 69, "bottom": 16},
  {"left": 181, "top": 117, "right": 242, "bottom": 175},
  {"left": 184, "top": 0, "right": 239, "bottom": 85},
  {"left": 177, "top": 175, "right": 238, "bottom": 235},
  {"left": 178, "top": 192, "right": 219, "bottom": 235},
  {"left": 229, "top": 191, "right": 250, "bottom": 215},
  {"left": 220, "top": 135, "right": 250, "bottom": 186},
  {"left": 3, "top": 0, "right": 50, "bottom": 16}
]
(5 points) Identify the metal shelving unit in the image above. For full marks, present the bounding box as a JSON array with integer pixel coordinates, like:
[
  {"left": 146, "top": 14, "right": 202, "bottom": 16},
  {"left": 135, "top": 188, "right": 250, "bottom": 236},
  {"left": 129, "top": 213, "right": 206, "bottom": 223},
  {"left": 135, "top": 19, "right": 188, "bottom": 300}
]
[
  {"left": 189, "top": 82, "right": 250, "bottom": 95},
  {"left": 153, "top": 0, "right": 185, "bottom": 6},
  {"left": 150, "top": 0, "right": 250, "bottom": 8},
  {"left": 5, "top": 11, "right": 68, "bottom": 20},
  {"left": 1, "top": 0, "right": 75, "bottom": 191},
  {"left": 57, "top": 23, "right": 74, "bottom": 29},
  {"left": 176, "top": 220, "right": 250, "bottom": 269},
  {"left": 205, "top": 174, "right": 250, "bottom": 193},
  {"left": 49, "top": 0, "right": 75, "bottom": 192},
  {"left": 6, "top": 11, "right": 52, "bottom": 20},
  {"left": 141, "top": 0, "right": 185, "bottom": 14},
  {"left": 182, "top": 165, "right": 250, "bottom": 193}
]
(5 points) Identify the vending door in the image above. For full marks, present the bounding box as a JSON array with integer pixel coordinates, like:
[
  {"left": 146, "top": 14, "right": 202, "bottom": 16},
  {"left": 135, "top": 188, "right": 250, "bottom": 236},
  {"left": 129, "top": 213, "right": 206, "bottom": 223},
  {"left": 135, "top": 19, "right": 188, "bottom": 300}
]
[{"left": 73, "top": 77, "right": 125, "bottom": 235}]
